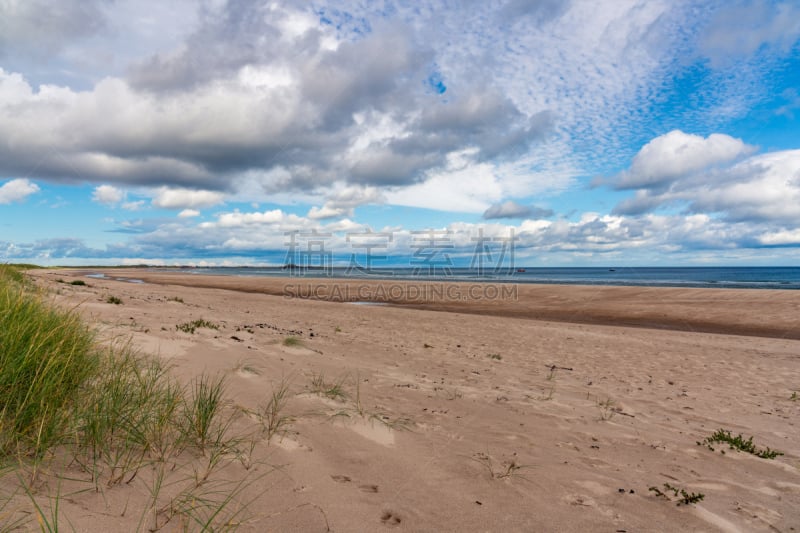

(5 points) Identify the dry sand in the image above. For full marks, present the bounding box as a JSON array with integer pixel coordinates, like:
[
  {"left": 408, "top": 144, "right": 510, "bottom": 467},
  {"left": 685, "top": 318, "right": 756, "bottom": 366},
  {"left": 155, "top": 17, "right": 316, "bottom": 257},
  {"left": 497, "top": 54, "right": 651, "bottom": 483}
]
[{"left": 14, "top": 269, "right": 800, "bottom": 531}]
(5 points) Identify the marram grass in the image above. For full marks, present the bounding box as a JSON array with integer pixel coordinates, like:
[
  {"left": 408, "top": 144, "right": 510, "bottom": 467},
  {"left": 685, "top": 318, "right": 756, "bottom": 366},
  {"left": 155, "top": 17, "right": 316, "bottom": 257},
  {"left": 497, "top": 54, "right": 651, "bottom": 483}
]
[
  {"left": 0, "top": 267, "right": 268, "bottom": 529},
  {"left": 0, "top": 267, "right": 99, "bottom": 457}
]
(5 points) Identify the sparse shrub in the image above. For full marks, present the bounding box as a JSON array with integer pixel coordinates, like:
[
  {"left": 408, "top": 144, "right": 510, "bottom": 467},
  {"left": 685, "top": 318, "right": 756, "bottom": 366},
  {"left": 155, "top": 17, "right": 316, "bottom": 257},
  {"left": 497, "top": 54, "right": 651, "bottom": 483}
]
[
  {"left": 649, "top": 483, "right": 705, "bottom": 505},
  {"left": 697, "top": 429, "right": 783, "bottom": 459},
  {"left": 70, "top": 280, "right": 86, "bottom": 286},
  {"left": 283, "top": 336, "right": 302, "bottom": 347},
  {"left": 176, "top": 319, "right": 219, "bottom": 334},
  {"left": 106, "top": 295, "right": 122, "bottom": 305}
]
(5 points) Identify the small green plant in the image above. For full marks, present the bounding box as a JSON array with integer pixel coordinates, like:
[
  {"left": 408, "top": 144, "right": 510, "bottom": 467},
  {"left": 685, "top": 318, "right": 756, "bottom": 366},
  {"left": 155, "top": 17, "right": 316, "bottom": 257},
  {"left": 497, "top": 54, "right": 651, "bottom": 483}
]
[
  {"left": 470, "top": 451, "right": 528, "bottom": 480},
  {"left": 790, "top": 391, "right": 798, "bottom": 401},
  {"left": 256, "top": 380, "right": 293, "bottom": 441},
  {"left": 309, "top": 371, "right": 348, "bottom": 401},
  {"left": 697, "top": 429, "right": 783, "bottom": 459},
  {"left": 106, "top": 295, "right": 123, "bottom": 305},
  {"left": 597, "top": 397, "right": 617, "bottom": 421},
  {"left": 649, "top": 483, "right": 705, "bottom": 505},
  {"left": 167, "top": 296, "right": 184, "bottom": 303},
  {"left": 334, "top": 326, "right": 342, "bottom": 333},
  {"left": 282, "top": 336, "right": 302, "bottom": 347},
  {"left": 182, "top": 374, "right": 229, "bottom": 454},
  {"left": 70, "top": 279, "right": 86, "bottom": 286},
  {"left": 487, "top": 353, "right": 502, "bottom": 361},
  {"left": 176, "top": 319, "right": 219, "bottom": 334}
]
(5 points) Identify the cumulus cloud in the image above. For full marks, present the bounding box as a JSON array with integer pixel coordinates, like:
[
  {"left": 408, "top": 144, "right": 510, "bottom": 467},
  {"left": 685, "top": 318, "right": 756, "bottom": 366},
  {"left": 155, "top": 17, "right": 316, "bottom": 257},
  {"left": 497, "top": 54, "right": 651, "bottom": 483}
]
[
  {"left": 307, "top": 205, "right": 350, "bottom": 220},
  {"left": 0, "top": 178, "right": 40, "bottom": 204},
  {"left": 612, "top": 130, "right": 755, "bottom": 190},
  {"left": 610, "top": 131, "right": 800, "bottom": 224},
  {"left": 0, "top": 0, "right": 679, "bottom": 203},
  {"left": 92, "top": 184, "right": 124, "bottom": 205},
  {"left": 178, "top": 209, "right": 200, "bottom": 218},
  {"left": 3, "top": 203, "right": 797, "bottom": 264},
  {"left": 151, "top": 187, "right": 225, "bottom": 209},
  {"left": 483, "top": 201, "right": 554, "bottom": 220}
]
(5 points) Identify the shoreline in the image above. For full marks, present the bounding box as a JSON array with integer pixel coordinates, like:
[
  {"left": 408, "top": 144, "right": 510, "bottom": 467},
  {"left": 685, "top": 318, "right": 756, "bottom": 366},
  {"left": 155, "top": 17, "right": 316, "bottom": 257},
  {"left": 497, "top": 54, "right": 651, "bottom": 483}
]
[{"left": 56, "top": 268, "right": 800, "bottom": 340}]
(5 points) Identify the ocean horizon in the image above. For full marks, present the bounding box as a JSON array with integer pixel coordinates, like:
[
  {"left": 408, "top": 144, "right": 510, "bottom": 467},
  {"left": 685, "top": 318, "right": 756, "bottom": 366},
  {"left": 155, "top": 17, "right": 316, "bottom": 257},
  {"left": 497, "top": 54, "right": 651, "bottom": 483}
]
[{"left": 148, "top": 266, "right": 800, "bottom": 290}]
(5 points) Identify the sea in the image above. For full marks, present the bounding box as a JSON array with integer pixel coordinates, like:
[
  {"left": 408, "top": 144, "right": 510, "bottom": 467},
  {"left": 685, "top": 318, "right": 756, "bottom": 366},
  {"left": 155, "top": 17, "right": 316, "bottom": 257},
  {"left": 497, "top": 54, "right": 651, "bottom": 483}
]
[{"left": 166, "top": 266, "right": 800, "bottom": 290}]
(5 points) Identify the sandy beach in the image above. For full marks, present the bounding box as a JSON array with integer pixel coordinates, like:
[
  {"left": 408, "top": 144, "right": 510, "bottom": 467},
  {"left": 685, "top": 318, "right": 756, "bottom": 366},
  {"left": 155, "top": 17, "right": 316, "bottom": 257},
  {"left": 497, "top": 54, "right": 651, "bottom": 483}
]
[{"left": 18, "top": 269, "right": 800, "bottom": 532}]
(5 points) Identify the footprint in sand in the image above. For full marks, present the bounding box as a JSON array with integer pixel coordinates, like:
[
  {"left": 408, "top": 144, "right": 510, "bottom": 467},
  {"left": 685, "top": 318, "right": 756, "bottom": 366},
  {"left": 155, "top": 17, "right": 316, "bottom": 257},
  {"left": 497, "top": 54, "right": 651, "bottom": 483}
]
[
  {"left": 381, "top": 510, "right": 402, "bottom": 526},
  {"left": 359, "top": 484, "right": 379, "bottom": 493},
  {"left": 331, "top": 474, "right": 351, "bottom": 483}
]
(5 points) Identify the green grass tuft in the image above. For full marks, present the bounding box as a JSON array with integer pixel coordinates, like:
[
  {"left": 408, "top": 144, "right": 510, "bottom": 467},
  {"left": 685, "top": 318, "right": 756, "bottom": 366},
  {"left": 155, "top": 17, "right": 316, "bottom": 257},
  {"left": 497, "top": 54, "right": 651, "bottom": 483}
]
[
  {"left": 282, "top": 336, "right": 302, "bottom": 347},
  {"left": 0, "top": 269, "right": 99, "bottom": 457},
  {"left": 0, "top": 268, "right": 264, "bottom": 529},
  {"left": 697, "top": 429, "right": 783, "bottom": 459},
  {"left": 309, "top": 371, "right": 348, "bottom": 401},
  {"left": 182, "top": 374, "right": 229, "bottom": 454},
  {"left": 176, "top": 319, "right": 219, "bottom": 334}
]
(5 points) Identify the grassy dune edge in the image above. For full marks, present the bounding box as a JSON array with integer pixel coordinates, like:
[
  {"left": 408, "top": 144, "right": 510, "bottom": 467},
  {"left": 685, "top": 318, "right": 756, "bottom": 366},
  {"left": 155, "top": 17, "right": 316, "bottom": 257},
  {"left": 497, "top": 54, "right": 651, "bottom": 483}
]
[{"left": 0, "top": 266, "right": 267, "bottom": 531}]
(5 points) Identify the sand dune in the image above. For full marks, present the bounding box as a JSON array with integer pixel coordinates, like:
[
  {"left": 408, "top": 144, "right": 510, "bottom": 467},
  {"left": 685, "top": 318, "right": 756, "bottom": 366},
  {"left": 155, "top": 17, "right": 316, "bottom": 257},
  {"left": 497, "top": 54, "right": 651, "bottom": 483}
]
[{"left": 16, "top": 269, "right": 800, "bottom": 532}]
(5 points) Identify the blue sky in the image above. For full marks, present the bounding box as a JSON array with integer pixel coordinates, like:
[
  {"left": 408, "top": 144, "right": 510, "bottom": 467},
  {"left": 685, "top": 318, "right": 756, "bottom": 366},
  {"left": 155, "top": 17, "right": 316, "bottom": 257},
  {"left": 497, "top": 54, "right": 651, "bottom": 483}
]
[{"left": 1, "top": 0, "right": 799, "bottom": 266}]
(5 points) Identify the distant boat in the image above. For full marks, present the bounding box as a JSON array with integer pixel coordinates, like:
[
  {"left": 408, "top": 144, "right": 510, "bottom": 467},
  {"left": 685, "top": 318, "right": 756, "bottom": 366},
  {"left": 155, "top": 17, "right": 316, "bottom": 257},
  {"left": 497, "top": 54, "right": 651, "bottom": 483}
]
[
  {"left": 609, "top": 268, "right": 616, "bottom": 272},
  {"left": 516, "top": 268, "right": 526, "bottom": 273}
]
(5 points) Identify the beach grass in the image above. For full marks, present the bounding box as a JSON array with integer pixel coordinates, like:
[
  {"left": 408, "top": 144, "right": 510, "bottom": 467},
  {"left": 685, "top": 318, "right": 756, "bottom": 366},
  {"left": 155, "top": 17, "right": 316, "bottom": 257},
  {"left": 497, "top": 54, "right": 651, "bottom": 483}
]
[
  {"left": 0, "top": 266, "right": 262, "bottom": 528},
  {"left": 0, "top": 266, "right": 98, "bottom": 457},
  {"left": 176, "top": 318, "right": 219, "bottom": 334},
  {"left": 282, "top": 336, "right": 302, "bottom": 347}
]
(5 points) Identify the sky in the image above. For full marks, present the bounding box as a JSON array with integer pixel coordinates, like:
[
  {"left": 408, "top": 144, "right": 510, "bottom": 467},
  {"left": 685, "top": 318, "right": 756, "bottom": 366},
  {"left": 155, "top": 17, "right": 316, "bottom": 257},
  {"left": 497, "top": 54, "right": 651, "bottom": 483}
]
[{"left": 1, "top": 0, "right": 799, "bottom": 267}]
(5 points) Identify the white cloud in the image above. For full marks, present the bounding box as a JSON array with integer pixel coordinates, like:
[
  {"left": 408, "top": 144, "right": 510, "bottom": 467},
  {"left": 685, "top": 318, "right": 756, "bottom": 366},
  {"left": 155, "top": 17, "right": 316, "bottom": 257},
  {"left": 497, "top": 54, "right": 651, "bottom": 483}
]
[
  {"left": 0, "top": 1, "right": 709, "bottom": 204},
  {"left": 612, "top": 143, "right": 800, "bottom": 224},
  {"left": 151, "top": 187, "right": 225, "bottom": 209},
  {"left": 614, "top": 130, "right": 755, "bottom": 190},
  {"left": 386, "top": 158, "right": 503, "bottom": 213},
  {"left": 178, "top": 209, "right": 200, "bottom": 218},
  {"left": 307, "top": 205, "right": 349, "bottom": 220},
  {"left": 91, "top": 184, "right": 124, "bottom": 205},
  {"left": 0, "top": 178, "right": 39, "bottom": 204},
  {"left": 210, "top": 209, "right": 291, "bottom": 228},
  {"left": 759, "top": 228, "right": 800, "bottom": 246}
]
